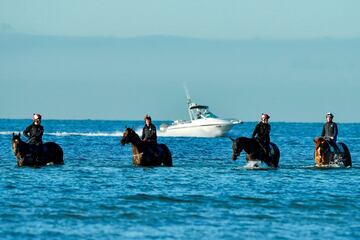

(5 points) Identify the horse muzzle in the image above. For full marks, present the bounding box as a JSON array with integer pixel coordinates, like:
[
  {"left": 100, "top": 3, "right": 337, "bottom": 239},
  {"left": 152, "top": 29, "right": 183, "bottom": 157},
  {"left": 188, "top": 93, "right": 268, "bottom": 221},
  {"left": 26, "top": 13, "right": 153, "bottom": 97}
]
[{"left": 120, "top": 139, "right": 127, "bottom": 145}]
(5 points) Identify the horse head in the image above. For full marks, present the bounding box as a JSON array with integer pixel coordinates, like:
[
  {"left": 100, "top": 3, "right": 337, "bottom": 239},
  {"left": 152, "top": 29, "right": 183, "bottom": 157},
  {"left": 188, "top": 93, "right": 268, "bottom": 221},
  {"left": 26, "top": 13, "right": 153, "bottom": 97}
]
[
  {"left": 230, "top": 137, "right": 243, "bottom": 160},
  {"left": 120, "top": 128, "right": 138, "bottom": 145},
  {"left": 12, "top": 132, "right": 27, "bottom": 165},
  {"left": 12, "top": 132, "right": 22, "bottom": 155},
  {"left": 314, "top": 137, "right": 330, "bottom": 165}
]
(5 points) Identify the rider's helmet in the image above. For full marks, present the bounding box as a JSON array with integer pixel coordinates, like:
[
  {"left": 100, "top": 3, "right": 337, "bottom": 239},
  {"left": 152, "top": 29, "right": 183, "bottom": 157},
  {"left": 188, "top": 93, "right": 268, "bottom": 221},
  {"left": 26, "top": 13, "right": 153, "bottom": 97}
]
[
  {"left": 33, "top": 113, "right": 42, "bottom": 121},
  {"left": 326, "top": 112, "right": 334, "bottom": 118},
  {"left": 33, "top": 113, "right": 42, "bottom": 125},
  {"left": 261, "top": 113, "right": 270, "bottom": 120}
]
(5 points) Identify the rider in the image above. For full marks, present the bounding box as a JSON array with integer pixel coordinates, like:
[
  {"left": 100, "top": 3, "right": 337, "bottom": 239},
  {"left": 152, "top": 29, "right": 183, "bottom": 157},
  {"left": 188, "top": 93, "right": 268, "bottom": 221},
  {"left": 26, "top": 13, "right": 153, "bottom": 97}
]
[
  {"left": 141, "top": 114, "right": 157, "bottom": 145},
  {"left": 23, "top": 113, "right": 44, "bottom": 160},
  {"left": 321, "top": 112, "right": 339, "bottom": 153},
  {"left": 252, "top": 113, "right": 271, "bottom": 159},
  {"left": 141, "top": 114, "right": 158, "bottom": 157}
]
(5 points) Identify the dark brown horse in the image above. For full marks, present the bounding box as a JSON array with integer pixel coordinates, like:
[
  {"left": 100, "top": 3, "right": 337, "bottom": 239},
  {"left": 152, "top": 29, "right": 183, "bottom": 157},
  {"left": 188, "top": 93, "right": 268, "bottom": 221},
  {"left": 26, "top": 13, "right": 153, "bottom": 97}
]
[
  {"left": 230, "top": 137, "right": 280, "bottom": 168},
  {"left": 120, "top": 128, "right": 172, "bottom": 166},
  {"left": 12, "top": 133, "right": 64, "bottom": 167},
  {"left": 314, "top": 137, "right": 351, "bottom": 167}
]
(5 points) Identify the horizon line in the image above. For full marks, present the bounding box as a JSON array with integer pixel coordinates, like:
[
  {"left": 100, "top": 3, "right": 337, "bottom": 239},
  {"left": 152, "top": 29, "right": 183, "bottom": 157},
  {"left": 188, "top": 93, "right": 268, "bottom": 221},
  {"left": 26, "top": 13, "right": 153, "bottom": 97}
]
[
  {"left": 1, "top": 118, "right": 359, "bottom": 124},
  {"left": 2, "top": 30, "right": 360, "bottom": 42}
]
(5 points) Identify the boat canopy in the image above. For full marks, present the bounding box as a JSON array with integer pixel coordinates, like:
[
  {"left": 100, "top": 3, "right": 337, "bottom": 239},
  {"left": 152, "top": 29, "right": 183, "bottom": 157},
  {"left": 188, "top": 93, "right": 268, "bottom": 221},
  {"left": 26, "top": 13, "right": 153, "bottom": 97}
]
[
  {"left": 189, "top": 105, "right": 208, "bottom": 110},
  {"left": 188, "top": 103, "right": 218, "bottom": 120}
]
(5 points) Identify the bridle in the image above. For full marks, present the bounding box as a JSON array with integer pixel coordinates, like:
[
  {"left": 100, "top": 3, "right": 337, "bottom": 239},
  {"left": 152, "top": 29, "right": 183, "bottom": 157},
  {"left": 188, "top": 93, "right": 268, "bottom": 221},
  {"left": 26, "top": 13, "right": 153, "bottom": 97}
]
[
  {"left": 12, "top": 138, "right": 24, "bottom": 160},
  {"left": 316, "top": 141, "right": 330, "bottom": 160},
  {"left": 12, "top": 138, "right": 19, "bottom": 154},
  {"left": 121, "top": 129, "right": 132, "bottom": 145},
  {"left": 232, "top": 142, "right": 242, "bottom": 158}
]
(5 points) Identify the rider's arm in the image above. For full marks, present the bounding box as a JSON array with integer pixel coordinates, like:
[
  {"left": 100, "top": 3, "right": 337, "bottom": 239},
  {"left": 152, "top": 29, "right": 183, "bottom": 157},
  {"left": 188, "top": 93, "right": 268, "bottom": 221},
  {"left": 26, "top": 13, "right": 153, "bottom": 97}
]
[
  {"left": 321, "top": 124, "right": 325, "bottom": 137},
  {"left": 334, "top": 123, "right": 338, "bottom": 140},
  {"left": 23, "top": 125, "right": 31, "bottom": 138},
  {"left": 252, "top": 124, "right": 259, "bottom": 138},
  {"left": 141, "top": 127, "right": 146, "bottom": 140},
  {"left": 266, "top": 125, "right": 271, "bottom": 142},
  {"left": 152, "top": 127, "right": 157, "bottom": 140}
]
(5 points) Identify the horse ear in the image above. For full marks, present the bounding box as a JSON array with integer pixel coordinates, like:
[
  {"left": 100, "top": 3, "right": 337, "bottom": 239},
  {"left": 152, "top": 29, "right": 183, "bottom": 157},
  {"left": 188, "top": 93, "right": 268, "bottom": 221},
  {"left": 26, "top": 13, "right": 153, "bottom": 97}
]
[
  {"left": 229, "top": 137, "right": 235, "bottom": 142},
  {"left": 12, "top": 132, "right": 15, "bottom": 137}
]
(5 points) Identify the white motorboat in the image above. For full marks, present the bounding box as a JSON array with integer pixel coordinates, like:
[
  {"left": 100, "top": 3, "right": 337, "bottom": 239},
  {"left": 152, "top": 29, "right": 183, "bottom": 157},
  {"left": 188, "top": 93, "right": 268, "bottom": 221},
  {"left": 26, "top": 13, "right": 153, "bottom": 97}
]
[{"left": 160, "top": 92, "right": 241, "bottom": 137}]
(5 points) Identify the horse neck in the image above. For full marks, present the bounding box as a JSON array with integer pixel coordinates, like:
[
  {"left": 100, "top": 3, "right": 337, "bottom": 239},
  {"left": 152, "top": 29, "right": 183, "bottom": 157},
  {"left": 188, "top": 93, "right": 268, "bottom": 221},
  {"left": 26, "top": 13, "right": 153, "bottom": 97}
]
[
  {"left": 237, "top": 137, "right": 256, "bottom": 154},
  {"left": 14, "top": 139, "right": 28, "bottom": 157},
  {"left": 321, "top": 142, "right": 332, "bottom": 159},
  {"left": 315, "top": 141, "right": 331, "bottom": 165},
  {"left": 129, "top": 133, "right": 144, "bottom": 153}
]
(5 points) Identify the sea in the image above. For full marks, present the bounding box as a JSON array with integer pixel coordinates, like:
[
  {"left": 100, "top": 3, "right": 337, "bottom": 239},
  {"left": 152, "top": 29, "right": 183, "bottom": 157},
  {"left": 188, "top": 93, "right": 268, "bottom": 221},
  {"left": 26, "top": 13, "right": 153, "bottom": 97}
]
[{"left": 1, "top": 119, "right": 360, "bottom": 240}]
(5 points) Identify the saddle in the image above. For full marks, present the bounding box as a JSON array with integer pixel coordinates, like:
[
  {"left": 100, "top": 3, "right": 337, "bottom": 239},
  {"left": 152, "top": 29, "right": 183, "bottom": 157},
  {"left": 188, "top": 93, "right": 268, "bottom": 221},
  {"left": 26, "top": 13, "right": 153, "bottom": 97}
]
[
  {"left": 26, "top": 144, "right": 47, "bottom": 163},
  {"left": 324, "top": 140, "right": 343, "bottom": 154},
  {"left": 256, "top": 139, "right": 273, "bottom": 157},
  {"left": 156, "top": 145, "right": 164, "bottom": 156}
]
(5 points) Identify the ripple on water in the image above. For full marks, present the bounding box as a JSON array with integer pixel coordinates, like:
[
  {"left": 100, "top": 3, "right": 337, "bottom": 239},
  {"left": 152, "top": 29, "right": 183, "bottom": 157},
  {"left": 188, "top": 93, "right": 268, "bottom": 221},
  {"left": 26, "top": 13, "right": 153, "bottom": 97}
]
[{"left": 1, "top": 121, "right": 360, "bottom": 239}]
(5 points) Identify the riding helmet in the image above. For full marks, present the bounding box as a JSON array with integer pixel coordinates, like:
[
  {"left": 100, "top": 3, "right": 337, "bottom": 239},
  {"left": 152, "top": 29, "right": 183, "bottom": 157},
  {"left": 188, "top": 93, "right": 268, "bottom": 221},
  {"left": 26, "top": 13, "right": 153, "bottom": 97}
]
[
  {"left": 33, "top": 113, "right": 42, "bottom": 121},
  {"left": 261, "top": 113, "right": 270, "bottom": 119},
  {"left": 326, "top": 112, "right": 334, "bottom": 118}
]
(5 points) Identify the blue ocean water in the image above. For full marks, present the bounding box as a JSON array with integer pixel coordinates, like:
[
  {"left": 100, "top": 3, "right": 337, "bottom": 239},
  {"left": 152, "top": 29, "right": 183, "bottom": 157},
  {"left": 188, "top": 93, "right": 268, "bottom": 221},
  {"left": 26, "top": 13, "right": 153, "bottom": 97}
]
[{"left": 1, "top": 119, "right": 360, "bottom": 239}]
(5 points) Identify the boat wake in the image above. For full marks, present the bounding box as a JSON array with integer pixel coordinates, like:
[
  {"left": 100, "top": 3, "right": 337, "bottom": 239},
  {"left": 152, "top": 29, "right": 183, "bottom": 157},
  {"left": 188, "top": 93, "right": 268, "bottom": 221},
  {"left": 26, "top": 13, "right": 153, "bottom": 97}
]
[
  {"left": 1, "top": 131, "right": 123, "bottom": 137},
  {"left": 47, "top": 131, "right": 123, "bottom": 137},
  {"left": 1, "top": 130, "right": 174, "bottom": 138}
]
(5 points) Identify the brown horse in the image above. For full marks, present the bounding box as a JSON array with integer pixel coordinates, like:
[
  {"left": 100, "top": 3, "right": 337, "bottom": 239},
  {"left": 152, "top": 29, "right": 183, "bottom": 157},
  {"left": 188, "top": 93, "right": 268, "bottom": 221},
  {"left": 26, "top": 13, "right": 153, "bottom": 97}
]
[
  {"left": 314, "top": 137, "right": 351, "bottom": 167},
  {"left": 230, "top": 137, "right": 280, "bottom": 168},
  {"left": 12, "top": 133, "right": 64, "bottom": 167},
  {"left": 120, "top": 128, "right": 172, "bottom": 166}
]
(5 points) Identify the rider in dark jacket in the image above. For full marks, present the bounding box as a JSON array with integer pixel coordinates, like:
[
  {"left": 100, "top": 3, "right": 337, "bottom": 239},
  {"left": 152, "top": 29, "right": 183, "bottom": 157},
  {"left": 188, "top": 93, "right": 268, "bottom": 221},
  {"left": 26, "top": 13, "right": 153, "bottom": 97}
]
[
  {"left": 321, "top": 113, "right": 338, "bottom": 142},
  {"left": 252, "top": 113, "right": 271, "bottom": 158},
  {"left": 24, "top": 114, "right": 44, "bottom": 145},
  {"left": 141, "top": 115, "right": 157, "bottom": 145},
  {"left": 23, "top": 114, "right": 44, "bottom": 160},
  {"left": 141, "top": 115, "right": 158, "bottom": 157},
  {"left": 321, "top": 112, "right": 339, "bottom": 152}
]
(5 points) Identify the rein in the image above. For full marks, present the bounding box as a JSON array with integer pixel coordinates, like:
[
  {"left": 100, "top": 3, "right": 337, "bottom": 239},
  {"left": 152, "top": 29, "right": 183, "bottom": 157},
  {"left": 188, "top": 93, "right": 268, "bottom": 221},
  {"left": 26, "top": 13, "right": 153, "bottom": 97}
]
[
  {"left": 13, "top": 139, "right": 25, "bottom": 161},
  {"left": 133, "top": 152, "right": 143, "bottom": 158},
  {"left": 316, "top": 142, "right": 331, "bottom": 160}
]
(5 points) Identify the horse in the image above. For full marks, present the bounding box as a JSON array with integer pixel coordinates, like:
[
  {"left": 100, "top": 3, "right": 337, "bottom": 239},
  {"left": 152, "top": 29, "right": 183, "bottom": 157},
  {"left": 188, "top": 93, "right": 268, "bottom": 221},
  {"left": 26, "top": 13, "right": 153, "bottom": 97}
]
[
  {"left": 11, "top": 133, "right": 64, "bottom": 167},
  {"left": 120, "top": 128, "right": 172, "bottom": 167},
  {"left": 314, "top": 137, "right": 352, "bottom": 167},
  {"left": 230, "top": 137, "right": 280, "bottom": 168}
]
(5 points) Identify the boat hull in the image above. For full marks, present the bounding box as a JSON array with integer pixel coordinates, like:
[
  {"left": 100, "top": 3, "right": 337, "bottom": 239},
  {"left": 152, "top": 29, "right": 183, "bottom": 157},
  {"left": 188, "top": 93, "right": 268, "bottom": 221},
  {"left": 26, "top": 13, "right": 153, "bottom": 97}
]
[{"left": 160, "top": 119, "right": 235, "bottom": 137}]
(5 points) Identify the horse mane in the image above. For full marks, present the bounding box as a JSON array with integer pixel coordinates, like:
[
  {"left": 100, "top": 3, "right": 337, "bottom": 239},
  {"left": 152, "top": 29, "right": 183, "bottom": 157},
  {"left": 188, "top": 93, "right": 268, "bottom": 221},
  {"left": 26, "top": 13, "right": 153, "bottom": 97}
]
[
  {"left": 126, "top": 127, "right": 139, "bottom": 136},
  {"left": 314, "top": 137, "right": 329, "bottom": 149},
  {"left": 12, "top": 133, "right": 25, "bottom": 144},
  {"left": 236, "top": 137, "right": 255, "bottom": 147},
  {"left": 236, "top": 137, "right": 252, "bottom": 143},
  {"left": 12, "top": 132, "right": 28, "bottom": 156},
  {"left": 125, "top": 128, "right": 142, "bottom": 144}
]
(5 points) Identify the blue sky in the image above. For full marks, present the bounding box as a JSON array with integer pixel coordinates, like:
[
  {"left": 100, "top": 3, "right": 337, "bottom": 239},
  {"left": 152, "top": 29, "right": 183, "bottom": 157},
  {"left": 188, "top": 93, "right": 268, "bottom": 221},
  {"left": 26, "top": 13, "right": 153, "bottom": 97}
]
[
  {"left": 0, "top": 1, "right": 360, "bottom": 122},
  {"left": 1, "top": 0, "right": 360, "bottom": 39}
]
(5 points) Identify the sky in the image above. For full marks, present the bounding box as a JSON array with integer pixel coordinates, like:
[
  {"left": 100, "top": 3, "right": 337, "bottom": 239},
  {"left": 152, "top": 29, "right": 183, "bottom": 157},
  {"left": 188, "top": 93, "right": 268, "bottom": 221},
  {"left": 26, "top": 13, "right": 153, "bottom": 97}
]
[
  {"left": 1, "top": 0, "right": 360, "bottom": 39},
  {"left": 1, "top": 1, "right": 360, "bottom": 122}
]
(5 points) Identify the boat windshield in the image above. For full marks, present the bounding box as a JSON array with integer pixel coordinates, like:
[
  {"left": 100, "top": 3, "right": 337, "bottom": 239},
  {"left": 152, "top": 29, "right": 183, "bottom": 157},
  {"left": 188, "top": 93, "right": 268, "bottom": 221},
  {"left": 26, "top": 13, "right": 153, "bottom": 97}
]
[{"left": 190, "top": 106, "right": 218, "bottom": 120}]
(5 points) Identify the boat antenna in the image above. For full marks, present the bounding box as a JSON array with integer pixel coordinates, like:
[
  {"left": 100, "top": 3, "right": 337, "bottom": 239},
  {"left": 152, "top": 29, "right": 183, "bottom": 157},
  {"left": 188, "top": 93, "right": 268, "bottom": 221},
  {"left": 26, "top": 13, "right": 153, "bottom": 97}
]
[
  {"left": 183, "top": 83, "right": 192, "bottom": 105},
  {"left": 183, "top": 83, "right": 194, "bottom": 121}
]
